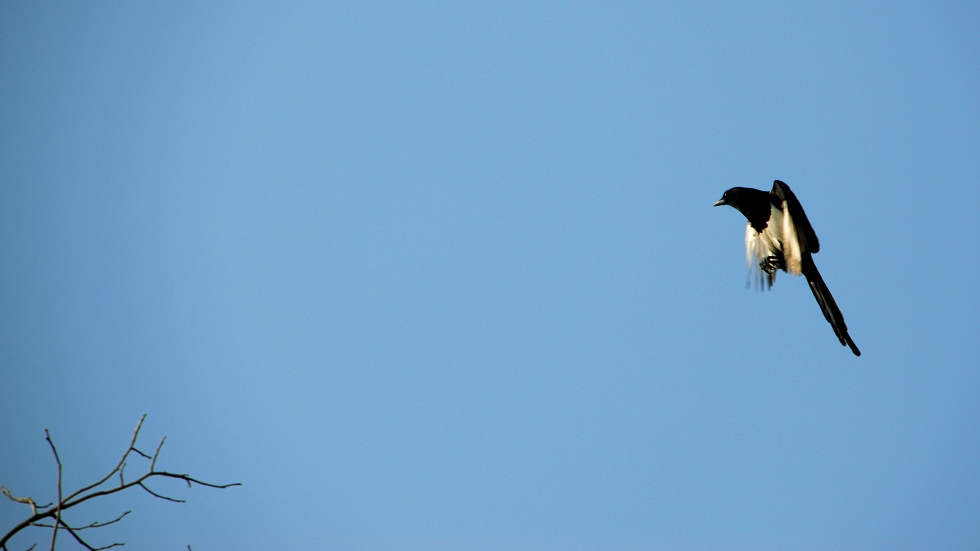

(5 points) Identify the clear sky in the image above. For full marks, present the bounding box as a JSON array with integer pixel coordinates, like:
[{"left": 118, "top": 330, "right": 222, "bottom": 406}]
[{"left": 1, "top": 2, "right": 978, "bottom": 550}]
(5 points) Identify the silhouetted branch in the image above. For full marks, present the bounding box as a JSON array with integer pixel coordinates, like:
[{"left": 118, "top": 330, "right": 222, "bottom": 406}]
[
  {"left": 0, "top": 416, "right": 240, "bottom": 551},
  {"left": 138, "top": 483, "right": 183, "bottom": 503},
  {"left": 32, "top": 511, "right": 130, "bottom": 531},
  {"left": 44, "top": 430, "right": 62, "bottom": 551},
  {"left": 52, "top": 518, "right": 122, "bottom": 551}
]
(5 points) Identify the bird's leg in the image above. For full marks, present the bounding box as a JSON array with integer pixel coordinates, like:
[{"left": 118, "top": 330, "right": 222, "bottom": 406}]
[{"left": 761, "top": 255, "right": 784, "bottom": 275}]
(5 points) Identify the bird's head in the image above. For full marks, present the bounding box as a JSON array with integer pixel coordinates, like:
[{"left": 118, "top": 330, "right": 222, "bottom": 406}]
[{"left": 713, "top": 187, "right": 745, "bottom": 208}]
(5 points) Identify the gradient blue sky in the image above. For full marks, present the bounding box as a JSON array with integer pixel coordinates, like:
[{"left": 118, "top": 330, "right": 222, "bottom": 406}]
[{"left": 2, "top": 2, "right": 978, "bottom": 550}]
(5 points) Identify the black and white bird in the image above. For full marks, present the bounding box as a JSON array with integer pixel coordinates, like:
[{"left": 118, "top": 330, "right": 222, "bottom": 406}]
[{"left": 714, "top": 180, "right": 861, "bottom": 356}]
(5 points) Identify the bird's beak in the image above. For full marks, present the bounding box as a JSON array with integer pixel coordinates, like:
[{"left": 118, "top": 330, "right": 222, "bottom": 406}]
[{"left": 713, "top": 198, "right": 727, "bottom": 207}]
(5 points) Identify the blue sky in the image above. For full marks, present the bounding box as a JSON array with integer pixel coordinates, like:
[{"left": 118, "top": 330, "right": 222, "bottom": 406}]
[{"left": 1, "top": 2, "right": 978, "bottom": 549}]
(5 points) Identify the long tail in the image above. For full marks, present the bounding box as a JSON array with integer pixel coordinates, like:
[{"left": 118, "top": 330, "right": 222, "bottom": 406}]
[{"left": 801, "top": 255, "right": 861, "bottom": 356}]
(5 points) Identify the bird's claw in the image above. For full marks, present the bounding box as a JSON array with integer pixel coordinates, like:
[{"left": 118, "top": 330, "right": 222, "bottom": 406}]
[{"left": 762, "top": 256, "right": 783, "bottom": 274}]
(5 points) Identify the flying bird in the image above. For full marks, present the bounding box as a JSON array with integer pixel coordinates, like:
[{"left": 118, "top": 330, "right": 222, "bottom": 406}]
[{"left": 714, "top": 180, "right": 861, "bottom": 356}]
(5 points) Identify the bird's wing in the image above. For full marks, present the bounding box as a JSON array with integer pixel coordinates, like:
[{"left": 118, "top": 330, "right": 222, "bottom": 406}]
[
  {"left": 745, "top": 223, "right": 776, "bottom": 288},
  {"left": 770, "top": 180, "right": 820, "bottom": 275}
]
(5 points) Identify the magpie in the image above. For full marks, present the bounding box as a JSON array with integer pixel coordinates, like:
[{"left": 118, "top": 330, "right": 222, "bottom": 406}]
[{"left": 714, "top": 180, "right": 861, "bottom": 356}]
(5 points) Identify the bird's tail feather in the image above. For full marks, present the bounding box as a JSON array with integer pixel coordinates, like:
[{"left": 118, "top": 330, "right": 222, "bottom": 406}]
[{"left": 802, "top": 255, "right": 861, "bottom": 356}]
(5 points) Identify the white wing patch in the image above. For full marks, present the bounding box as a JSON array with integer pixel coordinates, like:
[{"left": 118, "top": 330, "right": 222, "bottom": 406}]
[
  {"left": 744, "top": 204, "right": 801, "bottom": 287},
  {"left": 744, "top": 224, "right": 765, "bottom": 268},
  {"left": 745, "top": 222, "right": 775, "bottom": 287},
  {"left": 781, "top": 199, "right": 803, "bottom": 275}
]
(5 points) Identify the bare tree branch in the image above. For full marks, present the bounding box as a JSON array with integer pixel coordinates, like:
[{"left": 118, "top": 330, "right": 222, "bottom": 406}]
[
  {"left": 0, "top": 487, "right": 50, "bottom": 517},
  {"left": 72, "top": 511, "right": 130, "bottom": 531},
  {"left": 52, "top": 518, "right": 122, "bottom": 551},
  {"left": 31, "top": 511, "right": 130, "bottom": 531},
  {"left": 138, "top": 482, "right": 183, "bottom": 503},
  {"left": 130, "top": 448, "right": 151, "bottom": 461},
  {"left": 0, "top": 416, "right": 240, "bottom": 550},
  {"left": 150, "top": 436, "right": 166, "bottom": 472},
  {"left": 43, "top": 431, "right": 62, "bottom": 551}
]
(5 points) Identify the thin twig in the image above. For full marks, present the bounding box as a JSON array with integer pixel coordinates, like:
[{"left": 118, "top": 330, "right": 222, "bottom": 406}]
[
  {"left": 31, "top": 511, "right": 131, "bottom": 531},
  {"left": 150, "top": 472, "right": 241, "bottom": 490},
  {"left": 130, "top": 448, "right": 151, "bottom": 461},
  {"left": 75, "top": 511, "right": 130, "bottom": 531},
  {"left": 138, "top": 482, "right": 184, "bottom": 503},
  {"left": 43, "top": 431, "right": 62, "bottom": 551},
  {"left": 150, "top": 437, "right": 166, "bottom": 472},
  {"left": 0, "top": 487, "right": 50, "bottom": 516}
]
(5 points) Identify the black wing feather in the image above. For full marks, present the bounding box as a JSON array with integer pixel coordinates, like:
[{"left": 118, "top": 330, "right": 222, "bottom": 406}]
[{"left": 770, "top": 180, "right": 820, "bottom": 254}]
